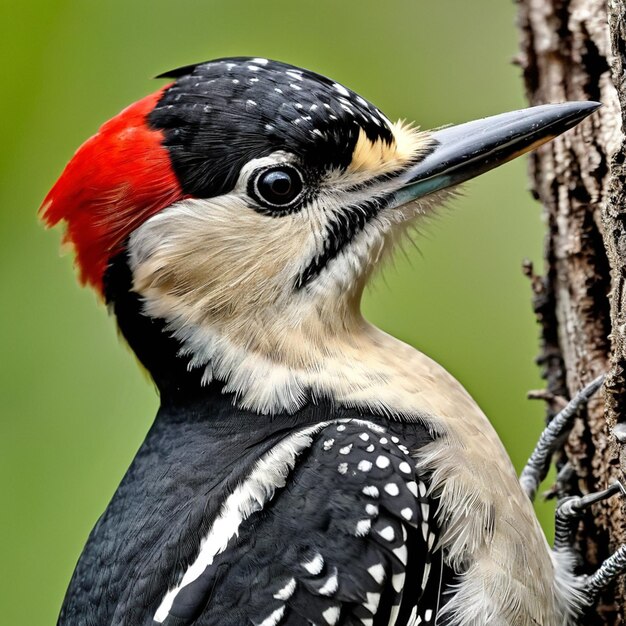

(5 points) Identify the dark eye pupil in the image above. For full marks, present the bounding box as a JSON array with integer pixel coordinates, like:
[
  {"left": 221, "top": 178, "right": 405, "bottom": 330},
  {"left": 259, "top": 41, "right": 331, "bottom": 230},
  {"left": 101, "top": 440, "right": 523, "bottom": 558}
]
[
  {"left": 254, "top": 166, "right": 303, "bottom": 208},
  {"left": 266, "top": 172, "right": 292, "bottom": 196}
]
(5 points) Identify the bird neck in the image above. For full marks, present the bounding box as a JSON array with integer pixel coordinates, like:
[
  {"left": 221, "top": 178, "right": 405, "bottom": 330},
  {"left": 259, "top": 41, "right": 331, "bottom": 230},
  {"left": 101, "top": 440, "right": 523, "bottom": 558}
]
[
  {"left": 104, "top": 248, "right": 466, "bottom": 419},
  {"left": 104, "top": 251, "right": 205, "bottom": 398},
  {"left": 103, "top": 250, "right": 483, "bottom": 428},
  {"left": 104, "top": 249, "right": 373, "bottom": 408}
]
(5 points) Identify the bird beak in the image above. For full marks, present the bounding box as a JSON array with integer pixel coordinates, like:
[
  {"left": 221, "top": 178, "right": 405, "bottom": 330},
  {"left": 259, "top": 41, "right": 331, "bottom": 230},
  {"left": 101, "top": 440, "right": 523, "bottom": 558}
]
[{"left": 388, "top": 101, "right": 601, "bottom": 207}]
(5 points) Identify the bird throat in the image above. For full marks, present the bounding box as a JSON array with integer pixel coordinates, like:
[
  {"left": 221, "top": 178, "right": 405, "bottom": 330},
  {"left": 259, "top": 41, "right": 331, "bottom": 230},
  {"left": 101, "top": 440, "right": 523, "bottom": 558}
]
[{"left": 105, "top": 247, "right": 483, "bottom": 425}]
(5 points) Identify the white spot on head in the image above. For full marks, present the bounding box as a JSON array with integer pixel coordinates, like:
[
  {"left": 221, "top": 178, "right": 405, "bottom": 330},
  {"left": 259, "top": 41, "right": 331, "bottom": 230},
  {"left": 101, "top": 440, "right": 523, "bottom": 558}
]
[
  {"left": 378, "top": 525, "right": 395, "bottom": 542},
  {"left": 290, "top": 83, "right": 302, "bottom": 90},
  {"left": 294, "top": 103, "right": 303, "bottom": 109},
  {"left": 247, "top": 65, "right": 260, "bottom": 71},
  {"left": 356, "top": 518, "right": 372, "bottom": 536},
  {"left": 379, "top": 437, "right": 388, "bottom": 445},
  {"left": 246, "top": 99, "right": 257, "bottom": 107},
  {"left": 339, "top": 444, "right": 352, "bottom": 455},
  {"left": 333, "top": 82, "right": 350, "bottom": 97},
  {"left": 336, "top": 424, "right": 346, "bottom": 432},
  {"left": 329, "top": 114, "right": 338, "bottom": 120},
  {"left": 226, "top": 63, "right": 236, "bottom": 70},
  {"left": 252, "top": 57, "right": 269, "bottom": 65},
  {"left": 384, "top": 482, "right": 400, "bottom": 496},
  {"left": 303, "top": 552, "right": 324, "bottom": 575},
  {"left": 311, "top": 129, "right": 324, "bottom": 137},
  {"left": 286, "top": 69, "right": 303, "bottom": 80},
  {"left": 323, "top": 438, "right": 334, "bottom": 450},
  {"left": 232, "top": 79, "right": 240, "bottom": 84},
  {"left": 337, "top": 462, "right": 348, "bottom": 474},
  {"left": 366, "top": 444, "right": 375, "bottom": 452},
  {"left": 249, "top": 77, "right": 259, "bottom": 83},
  {"left": 359, "top": 433, "right": 370, "bottom": 441},
  {"left": 356, "top": 95, "right": 369, "bottom": 106},
  {"left": 310, "top": 104, "right": 318, "bottom": 111},
  {"left": 375, "top": 455, "right": 390, "bottom": 469},
  {"left": 358, "top": 460, "right": 372, "bottom": 472}
]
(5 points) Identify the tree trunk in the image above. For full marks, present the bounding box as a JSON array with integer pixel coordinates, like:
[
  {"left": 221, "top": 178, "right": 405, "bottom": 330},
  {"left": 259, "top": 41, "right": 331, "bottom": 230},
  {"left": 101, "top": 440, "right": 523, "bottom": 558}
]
[{"left": 517, "top": 0, "right": 626, "bottom": 622}]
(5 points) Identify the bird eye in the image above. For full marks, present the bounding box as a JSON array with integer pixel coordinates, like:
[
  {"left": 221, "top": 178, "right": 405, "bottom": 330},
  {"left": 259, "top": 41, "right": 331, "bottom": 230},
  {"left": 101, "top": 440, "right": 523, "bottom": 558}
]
[{"left": 251, "top": 166, "right": 304, "bottom": 209}]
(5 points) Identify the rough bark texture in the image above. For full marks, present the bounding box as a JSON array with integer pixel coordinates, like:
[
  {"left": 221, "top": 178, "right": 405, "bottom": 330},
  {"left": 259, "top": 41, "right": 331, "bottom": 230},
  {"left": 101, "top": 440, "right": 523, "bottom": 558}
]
[{"left": 517, "top": 0, "right": 626, "bottom": 622}]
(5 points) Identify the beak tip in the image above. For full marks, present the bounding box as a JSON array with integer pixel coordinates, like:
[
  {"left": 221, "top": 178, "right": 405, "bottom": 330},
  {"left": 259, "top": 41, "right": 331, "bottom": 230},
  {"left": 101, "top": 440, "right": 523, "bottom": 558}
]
[
  {"left": 531, "top": 100, "right": 602, "bottom": 136},
  {"left": 576, "top": 99, "right": 602, "bottom": 114},
  {"left": 559, "top": 100, "right": 602, "bottom": 122},
  {"left": 392, "top": 100, "right": 604, "bottom": 205}
]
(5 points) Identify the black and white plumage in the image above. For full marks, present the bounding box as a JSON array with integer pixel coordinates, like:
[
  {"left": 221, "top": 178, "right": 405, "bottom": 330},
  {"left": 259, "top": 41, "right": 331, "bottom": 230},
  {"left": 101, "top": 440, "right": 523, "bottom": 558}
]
[
  {"left": 155, "top": 419, "right": 441, "bottom": 626},
  {"left": 43, "top": 57, "right": 605, "bottom": 626},
  {"left": 59, "top": 382, "right": 446, "bottom": 626}
]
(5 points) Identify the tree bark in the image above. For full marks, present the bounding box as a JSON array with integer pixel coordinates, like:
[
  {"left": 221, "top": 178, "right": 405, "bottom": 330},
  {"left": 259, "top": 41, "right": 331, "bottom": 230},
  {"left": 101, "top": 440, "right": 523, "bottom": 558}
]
[{"left": 517, "top": 0, "right": 626, "bottom": 622}]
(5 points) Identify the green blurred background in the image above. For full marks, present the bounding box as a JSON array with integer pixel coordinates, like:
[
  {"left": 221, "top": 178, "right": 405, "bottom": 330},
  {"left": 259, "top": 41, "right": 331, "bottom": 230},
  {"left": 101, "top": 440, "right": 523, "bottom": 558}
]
[{"left": 0, "top": 0, "right": 553, "bottom": 622}]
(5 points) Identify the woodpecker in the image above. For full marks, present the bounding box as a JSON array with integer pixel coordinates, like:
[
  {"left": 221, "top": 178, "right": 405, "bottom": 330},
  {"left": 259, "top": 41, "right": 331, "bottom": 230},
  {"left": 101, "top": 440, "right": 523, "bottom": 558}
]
[{"left": 42, "top": 57, "right": 621, "bottom": 626}]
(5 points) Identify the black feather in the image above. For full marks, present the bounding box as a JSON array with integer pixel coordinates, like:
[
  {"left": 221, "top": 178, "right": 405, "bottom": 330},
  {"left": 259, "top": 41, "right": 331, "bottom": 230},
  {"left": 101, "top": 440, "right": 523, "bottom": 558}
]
[{"left": 149, "top": 57, "right": 393, "bottom": 199}]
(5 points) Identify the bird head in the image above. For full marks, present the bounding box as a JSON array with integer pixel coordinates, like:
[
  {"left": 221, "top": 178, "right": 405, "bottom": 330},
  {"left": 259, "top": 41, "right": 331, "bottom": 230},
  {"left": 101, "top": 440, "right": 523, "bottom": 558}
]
[{"left": 41, "top": 57, "right": 598, "bottom": 404}]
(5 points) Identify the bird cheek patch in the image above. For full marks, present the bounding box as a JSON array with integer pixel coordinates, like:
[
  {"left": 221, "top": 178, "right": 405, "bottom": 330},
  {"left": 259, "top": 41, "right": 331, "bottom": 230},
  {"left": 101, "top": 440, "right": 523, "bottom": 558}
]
[
  {"left": 127, "top": 197, "right": 312, "bottom": 327},
  {"left": 347, "top": 123, "right": 432, "bottom": 177}
]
